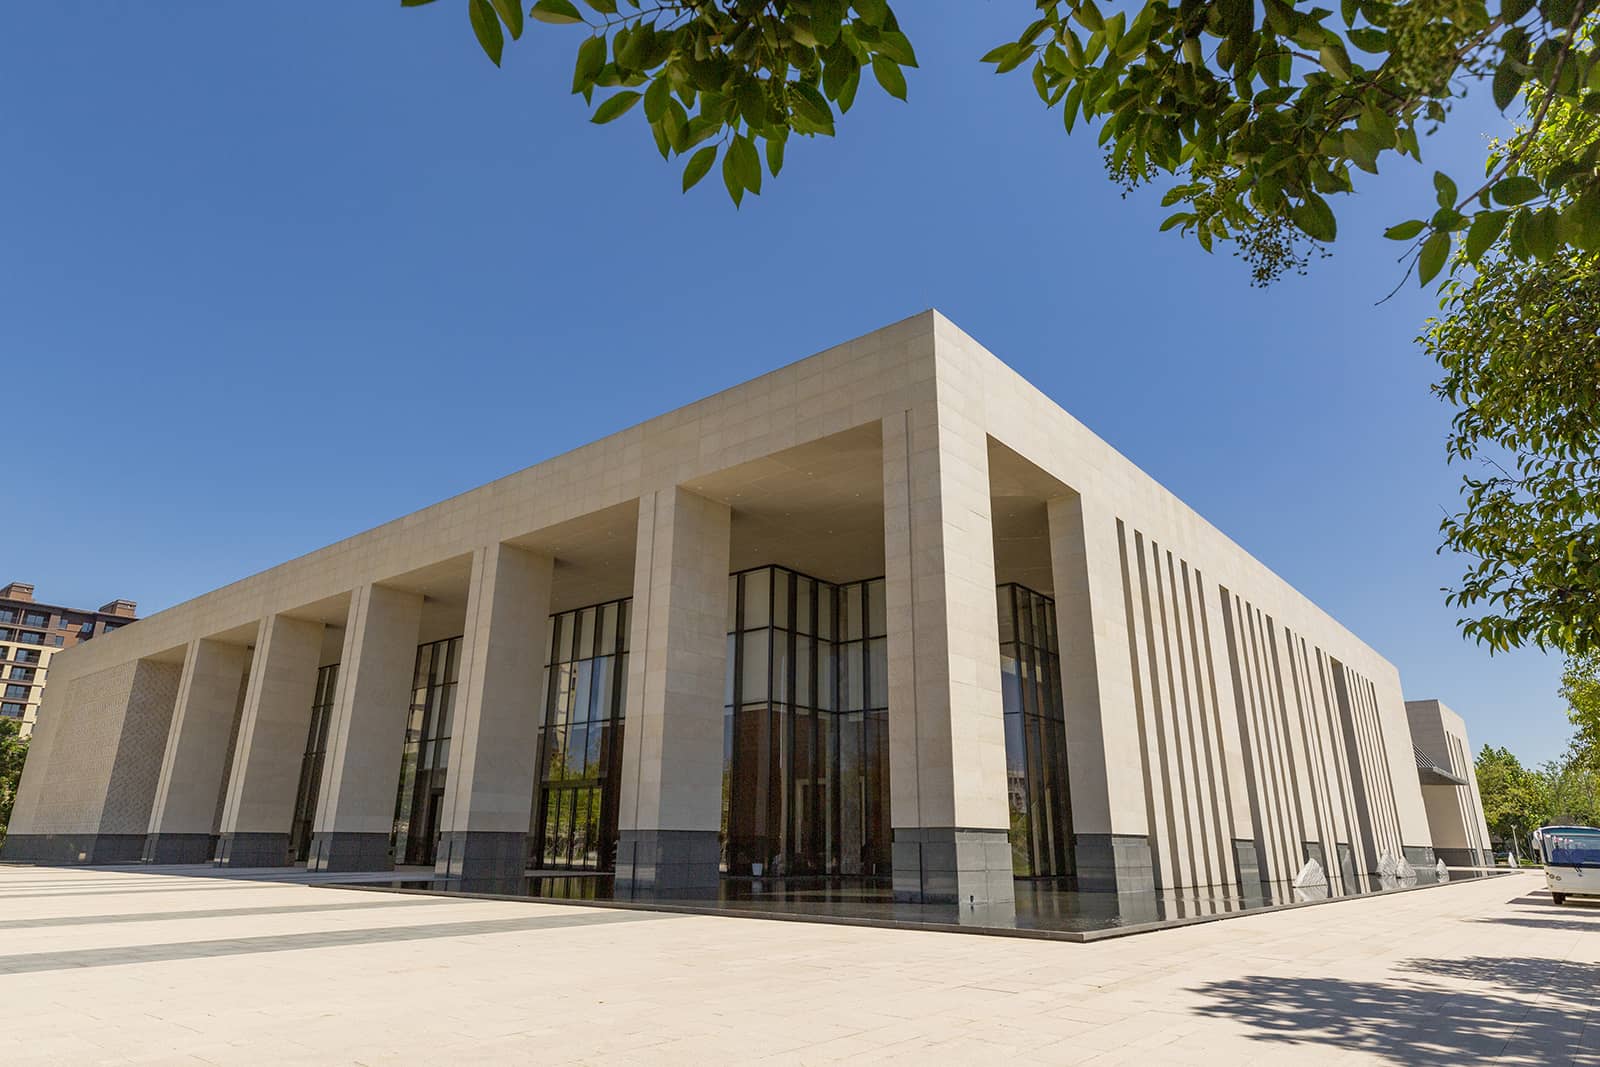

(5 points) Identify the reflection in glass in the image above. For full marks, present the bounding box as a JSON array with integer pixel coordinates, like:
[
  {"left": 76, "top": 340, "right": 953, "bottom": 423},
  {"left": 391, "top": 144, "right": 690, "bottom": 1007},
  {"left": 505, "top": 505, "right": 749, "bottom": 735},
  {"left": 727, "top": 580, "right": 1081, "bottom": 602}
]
[
  {"left": 391, "top": 636, "right": 462, "bottom": 866},
  {"left": 532, "top": 596, "right": 630, "bottom": 872},
  {"left": 289, "top": 663, "right": 339, "bottom": 862},
  {"left": 723, "top": 566, "right": 891, "bottom": 879},
  {"left": 998, "top": 583, "right": 1074, "bottom": 879}
]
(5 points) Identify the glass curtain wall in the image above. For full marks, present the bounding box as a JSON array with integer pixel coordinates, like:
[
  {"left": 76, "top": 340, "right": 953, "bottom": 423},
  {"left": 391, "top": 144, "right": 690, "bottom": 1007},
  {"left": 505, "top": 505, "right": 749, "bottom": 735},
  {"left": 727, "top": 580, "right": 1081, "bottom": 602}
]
[
  {"left": 288, "top": 663, "right": 339, "bottom": 862},
  {"left": 723, "top": 566, "right": 890, "bottom": 878},
  {"left": 997, "top": 583, "right": 1074, "bottom": 878},
  {"left": 390, "top": 636, "right": 461, "bottom": 866},
  {"left": 531, "top": 599, "right": 631, "bottom": 872}
]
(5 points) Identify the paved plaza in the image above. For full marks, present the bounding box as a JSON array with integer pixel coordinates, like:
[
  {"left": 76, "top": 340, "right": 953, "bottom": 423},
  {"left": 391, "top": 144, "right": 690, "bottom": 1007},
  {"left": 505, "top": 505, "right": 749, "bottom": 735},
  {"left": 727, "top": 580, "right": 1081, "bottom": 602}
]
[{"left": 1, "top": 865, "right": 1594, "bottom": 1065}]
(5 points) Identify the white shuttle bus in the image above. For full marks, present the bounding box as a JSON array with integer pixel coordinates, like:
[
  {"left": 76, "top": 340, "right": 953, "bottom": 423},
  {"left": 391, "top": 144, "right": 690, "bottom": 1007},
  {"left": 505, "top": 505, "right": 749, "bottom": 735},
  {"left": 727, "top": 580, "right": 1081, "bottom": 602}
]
[{"left": 1532, "top": 825, "right": 1600, "bottom": 905}]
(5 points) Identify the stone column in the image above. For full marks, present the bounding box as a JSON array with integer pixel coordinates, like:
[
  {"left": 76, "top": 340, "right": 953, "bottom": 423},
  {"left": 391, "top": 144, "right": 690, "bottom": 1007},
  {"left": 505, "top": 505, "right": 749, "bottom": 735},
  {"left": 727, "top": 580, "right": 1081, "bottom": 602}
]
[
  {"left": 143, "top": 639, "right": 251, "bottom": 864},
  {"left": 306, "top": 583, "right": 423, "bottom": 872},
  {"left": 1, "top": 658, "right": 181, "bottom": 865},
  {"left": 882, "top": 405, "right": 1013, "bottom": 905},
  {"left": 1047, "top": 493, "right": 1156, "bottom": 892},
  {"left": 615, "top": 486, "right": 731, "bottom": 895},
  {"left": 434, "top": 543, "right": 554, "bottom": 879},
  {"left": 215, "top": 614, "right": 325, "bottom": 867}
]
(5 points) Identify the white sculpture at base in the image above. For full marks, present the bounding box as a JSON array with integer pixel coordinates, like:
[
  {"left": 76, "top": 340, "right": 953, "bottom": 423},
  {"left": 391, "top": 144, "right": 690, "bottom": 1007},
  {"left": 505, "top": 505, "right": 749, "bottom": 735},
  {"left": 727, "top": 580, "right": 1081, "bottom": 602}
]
[
  {"left": 1292, "top": 858, "right": 1329, "bottom": 901},
  {"left": 1436, "top": 859, "right": 1450, "bottom": 883},
  {"left": 1377, "top": 850, "right": 1399, "bottom": 879},
  {"left": 1293, "top": 858, "right": 1328, "bottom": 888}
]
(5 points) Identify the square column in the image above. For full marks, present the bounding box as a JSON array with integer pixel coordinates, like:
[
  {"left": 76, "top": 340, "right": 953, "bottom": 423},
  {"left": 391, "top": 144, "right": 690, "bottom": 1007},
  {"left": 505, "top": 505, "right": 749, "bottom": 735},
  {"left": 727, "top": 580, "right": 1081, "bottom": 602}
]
[
  {"left": 434, "top": 543, "right": 554, "bottom": 880},
  {"left": 215, "top": 615, "right": 325, "bottom": 867},
  {"left": 615, "top": 486, "right": 731, "bottom": 895},
  {"left": 143, "top": 639, "right": 251, "bottom": 864},
  {"left": 882, "top": 406, "right": 1013, "bottom": 905},
  {"left": 306, "top": 583, "right": 423, "bottom": 872},
  {"left": 1046, "top": 494, "right": 1157, "bottom": 892},
  {"left": 1, "top": 658, "right": 182, "bottom": 865}
]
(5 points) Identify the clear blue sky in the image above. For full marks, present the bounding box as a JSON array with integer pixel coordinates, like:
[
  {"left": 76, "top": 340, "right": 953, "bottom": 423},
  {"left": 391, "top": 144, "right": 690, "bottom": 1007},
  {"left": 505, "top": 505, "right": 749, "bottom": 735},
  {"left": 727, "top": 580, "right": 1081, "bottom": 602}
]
[{"left": 2, "top": 4, "right": 1569, "bottom": 763}]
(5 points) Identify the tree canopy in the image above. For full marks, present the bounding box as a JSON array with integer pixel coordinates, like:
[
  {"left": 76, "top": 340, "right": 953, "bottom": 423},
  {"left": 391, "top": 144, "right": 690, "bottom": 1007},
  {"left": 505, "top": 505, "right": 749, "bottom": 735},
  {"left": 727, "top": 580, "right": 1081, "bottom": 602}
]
[
  {"left": 1425, "top": 71, "right": 1598, "bottom": 656},
  {"left": 1475, "top": 739, "right": 1600, "bottom": 843},
  {"left": 1563, "top": 652, "right": 1600, "bottom": 767},
  {"left": 0, "top": 718, "right": 27, "bottom": 845},
  {"left": 407, "top": 0, "right": 1600, "bottom": 284}
]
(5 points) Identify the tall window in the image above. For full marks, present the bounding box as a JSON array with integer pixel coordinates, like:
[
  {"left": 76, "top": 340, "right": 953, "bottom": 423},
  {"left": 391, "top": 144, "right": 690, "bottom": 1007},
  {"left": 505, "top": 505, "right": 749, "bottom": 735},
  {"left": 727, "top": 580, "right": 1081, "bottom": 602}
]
[
  {"left": 997, "top": 583, "right": 1074, "bottom": 878},
  {"left": 289, "top": 664, "right": 339, "bottom": 862},
  {"left": 5, "top": 684, "right": 30, "bottom": 700},
  {"left": 533, "top": 599, "right": 630, "bottom": 872},
  {"left": 391, "top": 637, "right": 461, "bottom": 866},
  {"left": 21, "top": 611, "right": 47, "bottom": 628},
  {"left": 723, "top": 566, "right": 890, "bottom": 878}
]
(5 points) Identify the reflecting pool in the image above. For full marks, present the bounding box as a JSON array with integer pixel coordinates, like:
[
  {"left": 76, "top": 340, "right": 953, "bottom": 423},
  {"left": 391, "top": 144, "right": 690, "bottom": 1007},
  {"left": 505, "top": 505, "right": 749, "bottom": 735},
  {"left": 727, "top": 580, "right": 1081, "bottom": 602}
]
[{"left": 336, "top": 866, "right": 1510, "bottom": 940}]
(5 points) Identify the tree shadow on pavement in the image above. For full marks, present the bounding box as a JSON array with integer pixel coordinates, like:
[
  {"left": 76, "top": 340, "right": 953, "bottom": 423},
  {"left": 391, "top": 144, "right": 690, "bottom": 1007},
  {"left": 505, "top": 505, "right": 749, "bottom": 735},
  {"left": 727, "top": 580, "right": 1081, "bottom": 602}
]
[
  {"left": 1190, "top": 955, "right": 1600, "bottom": 1065},
  {"left": 1475, "top": 915, "right": 1600, "bottom": 933},
  {"left": 1477, "top": 894, "right": 1600, "bottom": 931}
]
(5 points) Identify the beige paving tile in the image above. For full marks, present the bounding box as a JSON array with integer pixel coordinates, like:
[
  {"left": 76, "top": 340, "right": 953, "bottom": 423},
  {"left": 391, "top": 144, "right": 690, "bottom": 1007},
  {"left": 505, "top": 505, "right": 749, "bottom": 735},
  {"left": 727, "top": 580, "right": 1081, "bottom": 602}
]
[{"left": 2, "top": 867, "right": 1594, "bottom": 1065}]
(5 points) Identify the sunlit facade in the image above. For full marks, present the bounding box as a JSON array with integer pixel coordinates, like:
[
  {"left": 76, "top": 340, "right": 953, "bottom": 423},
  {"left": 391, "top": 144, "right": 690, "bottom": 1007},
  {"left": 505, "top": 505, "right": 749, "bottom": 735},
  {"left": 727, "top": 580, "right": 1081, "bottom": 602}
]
[{"left": 5, "top": 312, "right": 1488, "bottom": 904}]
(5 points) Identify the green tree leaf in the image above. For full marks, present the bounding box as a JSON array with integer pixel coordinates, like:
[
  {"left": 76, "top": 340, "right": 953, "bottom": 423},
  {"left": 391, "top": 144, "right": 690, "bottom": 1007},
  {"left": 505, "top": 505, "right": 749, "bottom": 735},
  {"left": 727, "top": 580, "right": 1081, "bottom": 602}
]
[
  {"left": 488, "top": 0, "right": 522, "bottom": 39},
  {"left": 1524, "top": 207, "right": 1558, "bottom": 259},
  {"left": 1319, "top": 43, "right": 1351, "bottom": 81},
  {"left": 591, "top": 90, "right": 641, "bottom": 124},
  {"left": 721, "top": 145, "right": 745, "bottom": 207},
  {"left": 1291, "top": 193, "right": 1337, "bottom": 241},
  {"left": 572, "top": 33, "right": 606, "bottom": 93},
  {"left": 682, "top": 145, "right": 716, "bottom": 192},
  {"left": 1493, "top": 177, "right": 1544, "bottom": 206},
  {"left": 1418, "top": 230, "right": 1450, "bottom": 284},
  {"left": 872, "top": 56, "right": 907, "bottom": 100},
  {"left": 531, "top": 0, "right": 585, "bottom": 25},
  {"left": 876, "top": 30, "right": 919, "bottom": 68},
  {"left": 1434, "top": 171, "right": 1458, "bottom": 210},
  {"left": 729, "top": 134, "right": 761, "bottom": 194},
  {"left": 468, "top": 0, "right": 504, "bottom": 65},
  {"left": 1493, "top": 60, "right": 1525, "bottom": 111},
  {"left": 1465, "top": 210, "right": 1510, "bottom": 261}
]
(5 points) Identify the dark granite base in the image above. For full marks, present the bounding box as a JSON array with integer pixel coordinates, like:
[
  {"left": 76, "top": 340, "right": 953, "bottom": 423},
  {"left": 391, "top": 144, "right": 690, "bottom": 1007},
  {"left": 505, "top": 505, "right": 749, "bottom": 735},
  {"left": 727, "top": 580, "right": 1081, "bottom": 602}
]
[
  {"left": 1232, "top": 838, "right": 1263, "bottom": 896},
  {"left": 214, "top": 832, "right": 294, "bottom": 868},
  {"left": 1403, "top": 844, "right": 1439, "bottom": 883},
  {"left": 1074, "top": 833, "right": 1155, "bottom": 894},
  {"left": 142, "top": 833, "right": 217, "bottom": 865},
  {"left": 614, "top": 829, "right": 719, "bottom": 895},
  {"left": 891, "top": 827, "right": 1015, "bottom": 905},
  {"left": 305, "top": 831, "right": 392, "bottom": 873},
  {"left": 434, "top": 830, "right": 528, "bottom": 879},
  {"left": 1, "top": 833, "right": 147, "bottom": 865},
  {"left": 1434, "top": 846, "right": 1485, "bottom": 867}
]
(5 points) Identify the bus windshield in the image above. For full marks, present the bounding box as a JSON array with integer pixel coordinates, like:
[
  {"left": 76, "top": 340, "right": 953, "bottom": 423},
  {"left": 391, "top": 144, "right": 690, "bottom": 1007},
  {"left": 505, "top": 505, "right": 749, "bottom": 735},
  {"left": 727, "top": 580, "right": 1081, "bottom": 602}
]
[{"left": 1543, "top": 828, "right": 1600, "bottom": 868}]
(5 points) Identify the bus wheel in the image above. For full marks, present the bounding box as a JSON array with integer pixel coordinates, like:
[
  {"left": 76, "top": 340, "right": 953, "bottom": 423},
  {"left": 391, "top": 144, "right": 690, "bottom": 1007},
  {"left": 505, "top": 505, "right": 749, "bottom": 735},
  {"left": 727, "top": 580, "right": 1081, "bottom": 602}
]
[{"left": 1553, "top": 893, "right": 1567, "bottom": 905}]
